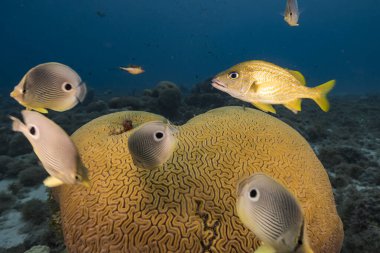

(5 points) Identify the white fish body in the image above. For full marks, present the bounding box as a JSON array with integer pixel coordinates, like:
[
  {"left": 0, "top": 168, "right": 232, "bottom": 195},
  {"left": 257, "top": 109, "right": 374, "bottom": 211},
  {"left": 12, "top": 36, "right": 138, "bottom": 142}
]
[
  {"left": 10, "top": 62, "right": 87, "bottom": 113},
  {"left": 128, "top": 120, "right": 178, "bottom": 169},
  {"left": 284, "top": 0, "right": 300, "bottom": 26},
  {"left": 9, "top": 110, "right": 89, "bottom": 187},
  {"left": 236, "top": 173, "right": 314, "bottom": 253}
]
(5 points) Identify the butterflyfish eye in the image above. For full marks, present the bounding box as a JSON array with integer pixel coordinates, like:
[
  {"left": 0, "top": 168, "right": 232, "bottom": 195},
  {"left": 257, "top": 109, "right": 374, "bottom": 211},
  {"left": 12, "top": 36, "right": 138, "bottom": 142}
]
[
  {"left": 22, "top": 89, "right": 26, "bottom": 94},
  {"left": 154, "top": 131, "right": 164, "bottom": 141},
  {"left": 249, "top": 188, "right": 259, "bottom": 201},
  {"left": 64, "top": 83, "right": 73, "bottom": 91},
  {"left": 29, "top": 126, "right": 36, "bottom": 135},
  {"left": 228, "top": 72, "right": 239, "bottom": 79}
]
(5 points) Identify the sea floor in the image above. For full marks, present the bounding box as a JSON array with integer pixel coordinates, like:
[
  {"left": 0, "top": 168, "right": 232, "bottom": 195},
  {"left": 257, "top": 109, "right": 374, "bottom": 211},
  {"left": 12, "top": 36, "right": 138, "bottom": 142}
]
[{"left": 0, "top": 81, "right": 379, "bottom": 253}]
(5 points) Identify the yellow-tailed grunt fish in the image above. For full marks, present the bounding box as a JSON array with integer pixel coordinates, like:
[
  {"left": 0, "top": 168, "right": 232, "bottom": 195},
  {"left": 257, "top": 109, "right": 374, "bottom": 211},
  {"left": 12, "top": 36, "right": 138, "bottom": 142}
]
[
  {"left": 10, "top": 62, "right": 87, "bottom": 113},
  {"left": 236, "top": 173, "right": 314, "bottom": 253},
  {"left": 128, "top": 120, "right": 178, "bottom": 169},
  {"left": 284, "top": 0, "right": 300, "bottom": 26},
  {"left": 120, "top": 65, "right": 145, "bottom": 75},
  {"left": 211, "top": 60, "right": 335, "bottom": 114},
  {"left": 9, "top": 110, "right": 90, "bottom": 188}
]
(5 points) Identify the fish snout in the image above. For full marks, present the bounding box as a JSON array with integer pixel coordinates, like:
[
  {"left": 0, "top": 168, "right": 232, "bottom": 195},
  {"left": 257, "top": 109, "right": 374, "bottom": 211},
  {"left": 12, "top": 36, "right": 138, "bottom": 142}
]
[
  {"left": 10, "top": 90, "right": 17, "bottom": 98},
  {"left": 211, "top": 79, "right": 228, "bottom": 91},
  {"left": 10, "top": 89, "right": 22, "bottom": 100}
]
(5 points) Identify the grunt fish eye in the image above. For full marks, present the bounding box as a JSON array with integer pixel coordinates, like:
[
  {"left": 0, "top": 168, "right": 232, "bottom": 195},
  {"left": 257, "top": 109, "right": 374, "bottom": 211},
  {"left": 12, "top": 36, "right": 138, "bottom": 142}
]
[
  {"left": 249, "top": 188, "right": 259, "bottom": 201},
  {"left": 290, "top": 12, "right": 293, "bottom": 16},
  {"left": 22, "top": 89, "right": 26, "bottom": 94},
  {"left": 63, "top": 83, "right": 73, "bottom": 91},
  {"left": 154, "top": 131, "right": 164, "bottom": 141},
  {"left": 75, "top": 174, "right": 81, "bottom": 181},
  {"left": 228, "top": 72, "right": 239, "bottom": 79}
]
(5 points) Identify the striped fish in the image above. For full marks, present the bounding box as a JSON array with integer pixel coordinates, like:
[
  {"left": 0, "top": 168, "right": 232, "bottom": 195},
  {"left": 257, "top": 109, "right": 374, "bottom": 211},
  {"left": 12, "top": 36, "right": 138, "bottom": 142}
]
[
  {"left": 10, "top": 62, "right": 87, "bottom": 113},
  {"left": 128, "top": 121, "right": 178, "bottom": 169},
  {"left": 212, "top": 60, "right": 335, "bottom": 114},
  {"left": 9, "top": 110, "right": 89, "bottom": 187},
  {"left": 236, "top": 173, "right": 314, "bottom": 253}
]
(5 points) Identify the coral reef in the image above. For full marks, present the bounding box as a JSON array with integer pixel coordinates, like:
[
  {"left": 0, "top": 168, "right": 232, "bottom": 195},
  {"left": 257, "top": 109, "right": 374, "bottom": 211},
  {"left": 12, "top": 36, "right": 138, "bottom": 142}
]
[
  {"left": 24, "top": 245, "right": 50, "bottom": 253},
  {"left": 0, "top": 191, "right": 15, "bottom": 214},
  {"left": 53, "top": 107, "right": 342, "bottom": 252},
  {"left": 21, "top": 199, "right": 50, "bottom": 225},
  {"left": 0, "top": 80, "right": 379, "bottom": 252},
  {"left": 108, "top": 96, "right": 142, "bottom": 110},
  {"left": 18, "top": 167, "right": 47, "bottom": 187}
]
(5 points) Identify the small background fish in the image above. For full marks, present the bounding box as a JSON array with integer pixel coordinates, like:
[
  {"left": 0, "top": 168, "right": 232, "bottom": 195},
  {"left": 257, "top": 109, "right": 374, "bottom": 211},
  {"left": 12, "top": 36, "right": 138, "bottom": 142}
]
[
  {"left": 284, "top": 0, "right": 300, "bottom": 26},
  {"left": 120, "top": 65, "right": 145, "bottom": 75}
]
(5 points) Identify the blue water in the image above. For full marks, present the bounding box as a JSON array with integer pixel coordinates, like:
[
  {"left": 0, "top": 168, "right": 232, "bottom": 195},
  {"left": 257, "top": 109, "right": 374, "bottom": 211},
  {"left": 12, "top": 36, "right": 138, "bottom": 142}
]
[{"left": 1, "top": 0, "right": 379, "bottom": 95}]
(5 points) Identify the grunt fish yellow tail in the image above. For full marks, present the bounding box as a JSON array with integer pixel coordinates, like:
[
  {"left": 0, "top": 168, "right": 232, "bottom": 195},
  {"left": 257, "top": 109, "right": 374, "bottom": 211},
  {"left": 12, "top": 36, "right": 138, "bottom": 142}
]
[{"left": 310, "top": 80, "right": 335, "bottom": 112}]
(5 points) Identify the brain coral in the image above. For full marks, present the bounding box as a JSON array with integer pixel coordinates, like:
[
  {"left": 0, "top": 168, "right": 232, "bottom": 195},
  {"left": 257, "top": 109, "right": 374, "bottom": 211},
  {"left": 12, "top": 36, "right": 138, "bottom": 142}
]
[{"left": 54, "top": 106, "right": 343, "bottom": 253}]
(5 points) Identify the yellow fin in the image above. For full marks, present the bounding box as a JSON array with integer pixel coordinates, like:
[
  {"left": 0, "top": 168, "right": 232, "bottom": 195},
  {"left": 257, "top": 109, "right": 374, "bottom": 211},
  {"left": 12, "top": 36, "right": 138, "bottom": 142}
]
[
  {"left": 32, "top": 107, "right": 49, "bottom": 114},
  {"left": 252, "top": 102, "right": 276, "bottom": 114},
  {"left": 300, "top": 244, "right": 315, "bottom": 253},
  {"left": 311, "top": 80, "right": 335, "bottom": 112},
  {"left": 81, "top": 179, "right": 91, "bottom": 188},
  {"left": 43, "top": 176, "right": 64, "bottom": 187},
  {"left": 254, "top": 245, "right": 276, "bottom": 253},
  {"left": 283, "top": 99, "right": 302, "bottom": 112},
  {"left": 289, "top": 70, "right": 306, "bottom": 85}
]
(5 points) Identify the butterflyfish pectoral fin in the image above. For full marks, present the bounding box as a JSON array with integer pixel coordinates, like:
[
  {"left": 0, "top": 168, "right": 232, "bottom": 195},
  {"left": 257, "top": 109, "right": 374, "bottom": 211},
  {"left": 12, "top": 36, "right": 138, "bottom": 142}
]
[
  {"left": 33, "top": 107, "right": 49, "bottom": 114},
  {"left": 283, "top": 99, "right": 302, "bottom": 113},
  {"left": 43, "top": 176, "right": 64, "bottom": 187},
  {"left": 251, "top": 102, "right": 276, "bottom": 114},
  {"left": 288, "top": 70, "right": 306, "bottom": 85},
  {"left": 254, "top": 244, "right": 277, "bottom": 253}
]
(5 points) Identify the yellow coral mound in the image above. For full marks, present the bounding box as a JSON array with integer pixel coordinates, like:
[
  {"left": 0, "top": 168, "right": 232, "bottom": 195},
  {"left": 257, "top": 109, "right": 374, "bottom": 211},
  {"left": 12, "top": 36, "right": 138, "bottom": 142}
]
[{"left": 54, "top": 107, "right": 343, "bottom": 253}]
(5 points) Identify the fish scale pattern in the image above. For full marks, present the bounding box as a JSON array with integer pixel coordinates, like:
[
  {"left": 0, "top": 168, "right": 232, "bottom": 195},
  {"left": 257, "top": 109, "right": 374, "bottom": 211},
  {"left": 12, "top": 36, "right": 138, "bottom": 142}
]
[{"left": 54, "top": 107, "right": 343, "bottom": 253}]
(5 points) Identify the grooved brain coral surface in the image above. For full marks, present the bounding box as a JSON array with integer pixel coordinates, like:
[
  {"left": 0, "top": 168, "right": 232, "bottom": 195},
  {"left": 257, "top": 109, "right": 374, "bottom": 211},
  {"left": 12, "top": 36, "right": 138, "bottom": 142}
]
[{"left": 54, "top": 106, "right": 343, "bottom": 253}]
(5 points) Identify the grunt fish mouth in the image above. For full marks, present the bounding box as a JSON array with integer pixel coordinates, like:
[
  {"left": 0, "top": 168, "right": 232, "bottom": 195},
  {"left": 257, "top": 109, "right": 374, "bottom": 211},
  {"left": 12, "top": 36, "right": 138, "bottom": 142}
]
[{"left": 211, "top": 79, "right": 227, "bottom": 90}]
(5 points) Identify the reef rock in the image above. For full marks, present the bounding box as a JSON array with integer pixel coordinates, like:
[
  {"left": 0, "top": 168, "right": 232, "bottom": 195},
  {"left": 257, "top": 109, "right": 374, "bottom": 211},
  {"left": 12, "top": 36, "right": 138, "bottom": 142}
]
[
  {"left": 24, "top": 245, "right": 50, "bottom": 253},
  {"left": 154, "top": 81, "right": 182, "bottom": 117},
  {"left": 54, "top": 107, "right": 343, "bottom": 253}
]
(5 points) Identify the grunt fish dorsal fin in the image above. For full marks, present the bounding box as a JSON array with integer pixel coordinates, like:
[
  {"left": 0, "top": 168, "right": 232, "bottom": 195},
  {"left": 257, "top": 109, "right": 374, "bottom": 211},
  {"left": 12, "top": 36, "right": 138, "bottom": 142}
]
[
  {"left": 288, "top": 70, "right": 306, "bottom": 85},
  {"left": 43, "top": 176, "right": 64, "bottom": 187},
  {"left": 283, "top": 99, "right": 302, "bottom": 113},
  {"left": 252, "top": 102, "right": 276, "bottom": 114}
]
